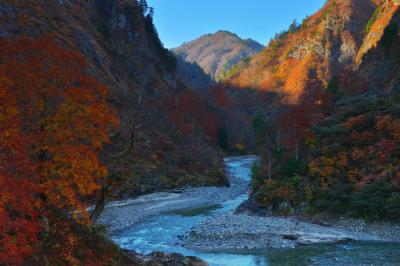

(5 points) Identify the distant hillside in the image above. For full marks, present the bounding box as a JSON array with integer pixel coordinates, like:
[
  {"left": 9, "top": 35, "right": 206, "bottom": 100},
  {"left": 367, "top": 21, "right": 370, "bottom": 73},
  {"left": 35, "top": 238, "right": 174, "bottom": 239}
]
[{"left": 173, "top": 31, "right": 264, "bottom": 81}]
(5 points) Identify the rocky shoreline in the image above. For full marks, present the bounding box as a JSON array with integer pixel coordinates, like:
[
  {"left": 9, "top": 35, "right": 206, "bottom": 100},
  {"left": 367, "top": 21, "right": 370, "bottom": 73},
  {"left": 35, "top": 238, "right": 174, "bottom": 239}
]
[
  {"left": 98, "top": 171, "right": 249, "bottom": 233},
  {"left": 180, "top": 212, "right": 400, "bottom": 250}
]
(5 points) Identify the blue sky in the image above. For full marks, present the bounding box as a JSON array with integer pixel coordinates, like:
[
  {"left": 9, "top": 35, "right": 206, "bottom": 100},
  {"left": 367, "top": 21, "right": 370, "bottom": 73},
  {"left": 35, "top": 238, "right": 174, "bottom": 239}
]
[{"left": 147, "top": 0, "right": 327, "bottom": 48}]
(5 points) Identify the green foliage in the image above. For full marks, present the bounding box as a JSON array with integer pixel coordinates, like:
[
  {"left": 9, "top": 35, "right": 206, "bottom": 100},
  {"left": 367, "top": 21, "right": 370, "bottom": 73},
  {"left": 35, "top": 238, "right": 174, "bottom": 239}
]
[
  {"left": 253, "top": 115, "right": 268, "bottom": 134},
  {"left": 349, "top": 180, "right": 399, "bottom": 220},
  {"left": 144, "top": 10, "right": 177, "bottom": 72},
  {"left": 386, "top": 192, "right": 400, "bottom": 219},
  {"left": 281, "top": 159, "right": 307, "bottom": 178},
  {"left": 365, "top": 6, "right": 381, "bottom": 33},
  {"left": 320, "top": 0, "right": 336, "bottom": 21},
  {"left": 326, "top": 76, "right": 343, "bottom": 103},
  {"left": 288, "top": 19, "right": 301, "bottom": 34},
  {"left": 313, "top": 183, "right": 354, "bottom": 213},
  {"left": 266, "top": 18, "right": 302, "bottom": 55},
  {"left": 251, "top": 162, "right": 260, "bottom": 180},
  {"left": 94, "top": 19, "right": 110, "bottom": 40},
  {"left": 217, "top": 58, "right": 250, "bottom": 81},
  {"left": 138, "top": 0, "right": 149, "bottom": 14}
]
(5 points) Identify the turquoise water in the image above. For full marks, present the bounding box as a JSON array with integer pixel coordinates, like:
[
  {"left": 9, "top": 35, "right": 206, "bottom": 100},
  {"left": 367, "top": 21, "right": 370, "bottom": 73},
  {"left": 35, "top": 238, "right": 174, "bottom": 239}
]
[{"left": 111, "top": 156, "right": 400, "bottom": 266}]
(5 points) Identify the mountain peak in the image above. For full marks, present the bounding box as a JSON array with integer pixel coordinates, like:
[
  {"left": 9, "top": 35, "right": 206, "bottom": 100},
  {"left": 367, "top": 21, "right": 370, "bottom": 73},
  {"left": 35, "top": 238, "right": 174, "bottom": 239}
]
[
  {"left": 173, "top": 31, "right": 263, "bottom": 80},
  {"left": 214, "top": 30, "right": 237, "bottom": 36}
]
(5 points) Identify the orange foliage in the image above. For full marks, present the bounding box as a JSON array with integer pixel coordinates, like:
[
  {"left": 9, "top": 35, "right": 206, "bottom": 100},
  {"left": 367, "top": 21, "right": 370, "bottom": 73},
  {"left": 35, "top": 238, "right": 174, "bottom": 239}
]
[
  {"left": 283, "top": 56, "right": 313, "bottom": 103},
  {"left": 375, "top": 115, "right": 400, "bottom": 142},
  {"left": 0, "top": 36, "right": 119, "bottom": 264},
  {"left": 351, "top": 148, "right": 366, "bottom": 161},
  {"left": 0, "top": 36, "right": 119, "bottom": 216},
  {"left": 344, "top": 114, "right": 365, "bottom": 129}
]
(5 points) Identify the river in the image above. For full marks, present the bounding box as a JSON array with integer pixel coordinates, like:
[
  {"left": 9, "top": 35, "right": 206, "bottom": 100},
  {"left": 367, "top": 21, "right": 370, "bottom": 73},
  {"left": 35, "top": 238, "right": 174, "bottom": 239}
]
[{"left": 106, "top": 156, "right": 400, "bottom": 266}]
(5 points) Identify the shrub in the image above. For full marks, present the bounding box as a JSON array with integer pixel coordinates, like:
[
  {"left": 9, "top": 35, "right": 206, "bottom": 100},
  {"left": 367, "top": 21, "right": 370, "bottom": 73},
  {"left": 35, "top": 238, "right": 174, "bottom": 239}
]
[{"left": 349, "top": 180, "right": 399, "bottom": 220}]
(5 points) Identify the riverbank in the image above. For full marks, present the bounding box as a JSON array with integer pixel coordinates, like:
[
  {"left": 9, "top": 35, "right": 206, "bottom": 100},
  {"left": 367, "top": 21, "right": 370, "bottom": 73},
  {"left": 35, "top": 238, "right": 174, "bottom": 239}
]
[
  {"left": 98, "top": 156, "right": 255, "bottom": 233},
  {"left": 180, "top": 212, "right": 400, "bottom": 250},
  {"left": 99, "top": 155, "right": 400, "bottom": 264}
]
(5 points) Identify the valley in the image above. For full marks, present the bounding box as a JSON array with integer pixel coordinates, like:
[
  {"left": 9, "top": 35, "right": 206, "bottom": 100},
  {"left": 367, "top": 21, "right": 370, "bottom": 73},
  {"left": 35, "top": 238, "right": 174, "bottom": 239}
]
[{"left": 1, "top": 0, "right": 400, "bottom": 265}]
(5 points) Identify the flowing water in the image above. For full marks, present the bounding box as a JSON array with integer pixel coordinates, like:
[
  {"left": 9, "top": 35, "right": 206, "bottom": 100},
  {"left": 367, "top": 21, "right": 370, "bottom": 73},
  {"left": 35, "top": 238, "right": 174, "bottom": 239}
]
[{"left": 111, "top": 156, "right": 400, "bottom": 266}]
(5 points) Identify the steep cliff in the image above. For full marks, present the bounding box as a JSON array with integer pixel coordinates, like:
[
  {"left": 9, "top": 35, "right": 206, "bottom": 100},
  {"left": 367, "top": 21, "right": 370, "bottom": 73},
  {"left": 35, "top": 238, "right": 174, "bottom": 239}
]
[
  {"left": 0, "top": 0, "right": 227, "bottom": 197},
  {"left": 357, "top": 0, "right": 400, "bottom": 92}
]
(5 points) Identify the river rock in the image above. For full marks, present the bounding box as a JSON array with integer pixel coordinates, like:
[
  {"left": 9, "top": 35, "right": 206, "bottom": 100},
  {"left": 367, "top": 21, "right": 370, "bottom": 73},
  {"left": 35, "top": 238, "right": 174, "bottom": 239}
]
[
  {"left": 181, "top": 213, "right": 385, "bottom": 250},
  {"left": 122, "top": 250, "right": 208, "bottom": 266}
]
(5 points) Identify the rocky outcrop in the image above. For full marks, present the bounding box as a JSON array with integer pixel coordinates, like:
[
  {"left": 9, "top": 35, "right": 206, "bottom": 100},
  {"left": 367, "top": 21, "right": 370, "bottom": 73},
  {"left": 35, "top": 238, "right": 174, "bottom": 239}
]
[{"left": 228, "top": 0, "right": 377, "bottom": 101}]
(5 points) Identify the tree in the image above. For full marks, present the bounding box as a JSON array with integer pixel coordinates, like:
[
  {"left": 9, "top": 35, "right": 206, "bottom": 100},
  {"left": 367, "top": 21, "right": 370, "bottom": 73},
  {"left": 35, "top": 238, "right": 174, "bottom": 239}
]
[
  {"left": 0, "top": 73, "right": 42, "bottom": 265},
  {"left": 326, "top": 76, "right": 342, "bottom": 103},
  {"left": 253, "top": 116, "right": 284, "bottom": 180},
  {"left": 138, "top": 0, "right": 149, "bottom": 14},
  {"left": 0, "top": 36, "right": 119, "bottom": 263},
  {"left": 211, "top": 85, "right": 229, "bottom": 107},
  {"left": 0, "top": 36, "right": 118, "bottom": 218},
  {"left": 288, "top": 19, "right": 300, "bottom": 33},
  {"left": 166, "top": 90, "right": 220, "bottom": 144},
  {"left": 279, "top": 105, "right": 310, "bottom": 160},
  {"left": 218, "top": 127, "right": 229, "bottom": 150}
]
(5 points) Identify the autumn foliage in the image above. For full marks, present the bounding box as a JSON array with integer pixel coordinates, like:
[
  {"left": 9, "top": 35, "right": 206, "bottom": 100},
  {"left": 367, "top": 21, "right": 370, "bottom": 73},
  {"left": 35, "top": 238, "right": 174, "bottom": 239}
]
[
  {"left": 164, "top": 90, "right": 220, "bottom": 144},
  {"left": 0, "top": 36, "right": 119, "bottom": 264},
  {"left": 252, "top": 83, "right": 400, "bottom": 220},
  {"left": 0, "top": 74, "right": 41, "bottom": 265}
]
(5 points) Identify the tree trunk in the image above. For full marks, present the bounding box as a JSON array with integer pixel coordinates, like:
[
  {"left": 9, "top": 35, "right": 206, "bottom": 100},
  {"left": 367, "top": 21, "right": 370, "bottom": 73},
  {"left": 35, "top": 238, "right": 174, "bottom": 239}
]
[
  {"left": 90, "top": 189, "right": 106, "bottom": 226},
  {"left": 268, "top": 155, "right": 272, "bottom": 180},
  {"left": 192, "top": 121, "right": 196, "bottom": 145}
]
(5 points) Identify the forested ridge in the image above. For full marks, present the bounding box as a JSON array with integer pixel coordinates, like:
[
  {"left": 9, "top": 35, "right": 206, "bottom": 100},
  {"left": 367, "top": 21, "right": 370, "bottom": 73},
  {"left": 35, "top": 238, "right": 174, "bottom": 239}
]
[{"left": 236, "top": 0, "right": 400, "bottom": 221}]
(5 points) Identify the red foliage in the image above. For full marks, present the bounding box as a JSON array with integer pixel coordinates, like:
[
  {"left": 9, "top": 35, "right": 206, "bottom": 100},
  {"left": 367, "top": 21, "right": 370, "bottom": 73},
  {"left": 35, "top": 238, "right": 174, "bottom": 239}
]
[
  {"left": 210, "top": 85, "right": 229, "bottom": 107},
  {"left": 165, "top": 90, "right": 220, "bottom": 143},
  {"left": 0, "top": 36, "right": 119, "bottom": 214},
  {"left": 0, "top": 36, "right": 119, "bottom": 264},
  {"left": 0, "top": 74, "right": 42, "bottom": 265},
  {"left": 376, "top": 138, "right": 396, "bottom": 161},
  {"left": 279, "top": 105, "right": 310, "bottom": 157}
]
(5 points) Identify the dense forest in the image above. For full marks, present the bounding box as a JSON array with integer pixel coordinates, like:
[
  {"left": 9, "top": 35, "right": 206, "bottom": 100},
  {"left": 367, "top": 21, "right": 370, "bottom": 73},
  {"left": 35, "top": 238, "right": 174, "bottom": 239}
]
[
  {"left": 0, "top": 0, "right": 227, "bottom": 264},
  {"left": 1, "top": 0, "right": 400, "bottom": 265},
  {"left": 241, "top": 0, "right": 400, "bottom": 221}
]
